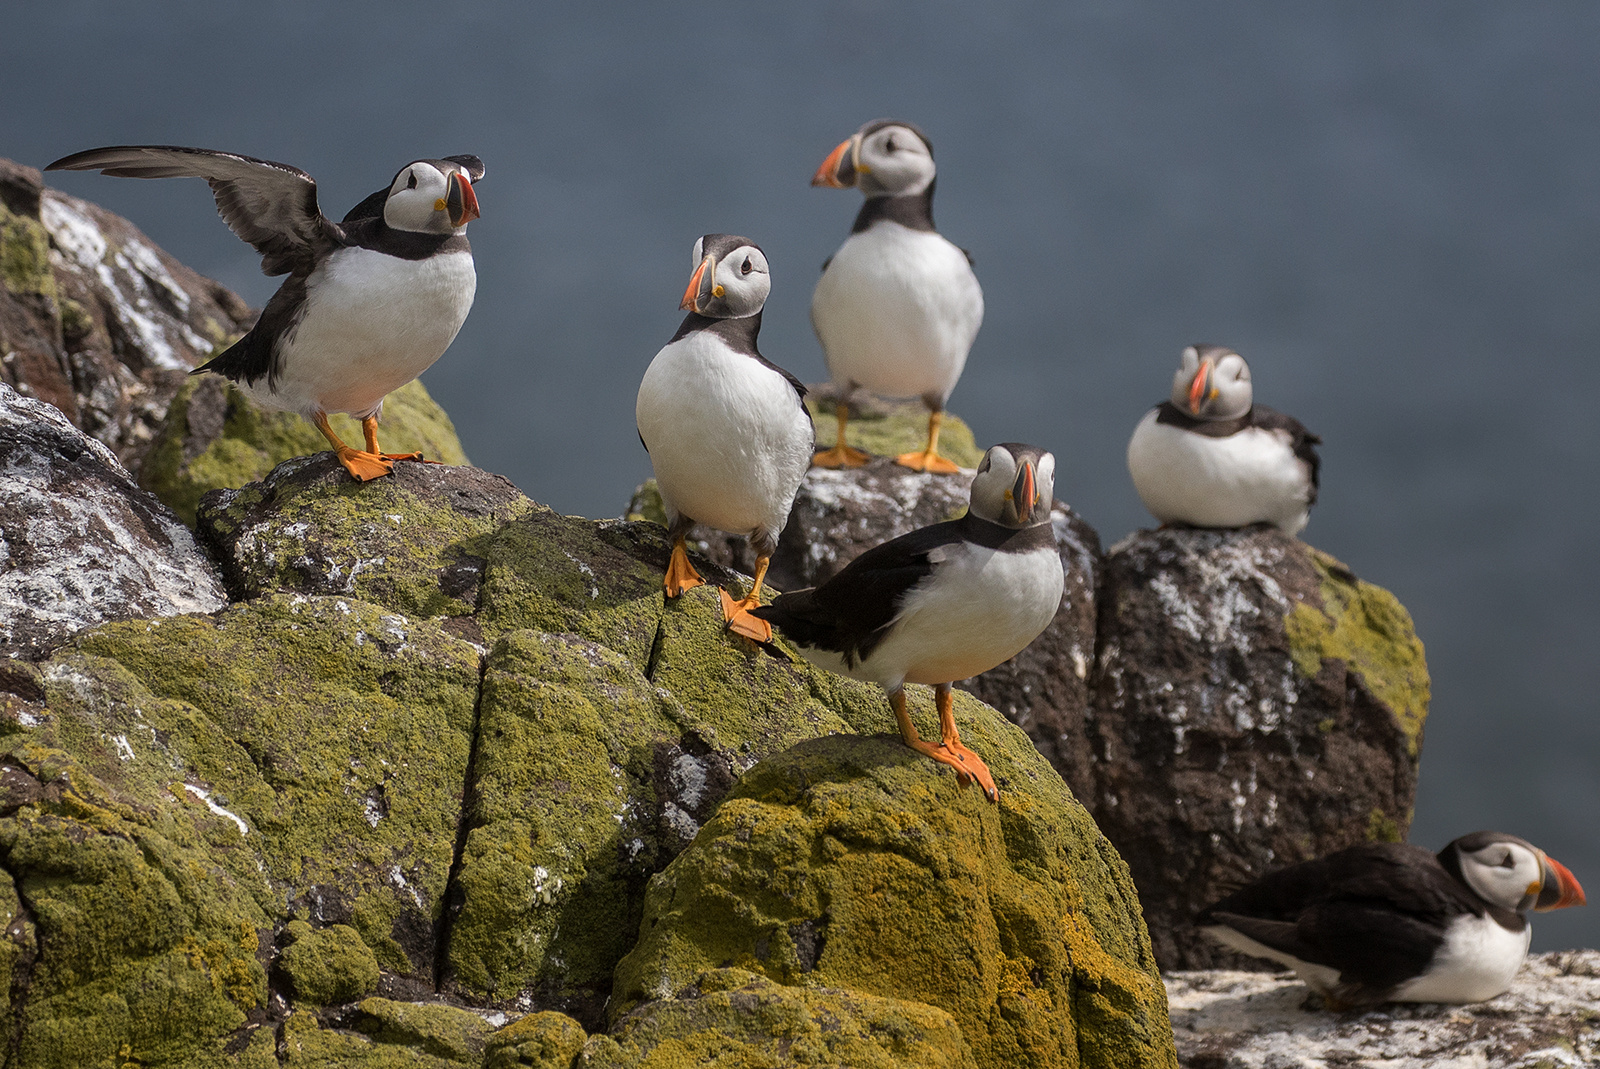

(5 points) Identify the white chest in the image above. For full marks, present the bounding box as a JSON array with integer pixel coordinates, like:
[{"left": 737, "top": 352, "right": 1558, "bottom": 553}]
[
  {"left": 1126, "top": 411, "right": 1313, "bottom": 534},
  {"left": 262, "top": 247, "right": 476, "bottom": 417},
  {"left": 1391, "top": 914, "right": 1530, "bottom": 1003},
  {"left": 811, "top": 223, "right": 983, "bottom": 401},
  {"left": 635, "top": 331, "right": 814, "bottom": 537}
]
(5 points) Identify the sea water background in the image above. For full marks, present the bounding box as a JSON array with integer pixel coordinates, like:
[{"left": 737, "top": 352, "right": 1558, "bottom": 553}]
[{"left": 8, "top": 2, "right": 1597, "bottom": 950}]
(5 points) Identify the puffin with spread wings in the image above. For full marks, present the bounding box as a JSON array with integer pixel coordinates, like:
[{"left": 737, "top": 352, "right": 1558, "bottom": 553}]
[{"left": 46, "top": 145, "right": 484, "bottom": 481}]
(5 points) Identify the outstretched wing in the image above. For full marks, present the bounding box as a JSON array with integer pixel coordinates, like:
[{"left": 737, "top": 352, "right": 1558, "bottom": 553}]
[{"left": 47, "top": 145, "right": 341, "bottom": 276}]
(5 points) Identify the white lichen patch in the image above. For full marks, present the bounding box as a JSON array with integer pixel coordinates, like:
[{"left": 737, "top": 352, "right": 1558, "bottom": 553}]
[{"left": 183, "top": 783, "right": 249, "bottom": 836}]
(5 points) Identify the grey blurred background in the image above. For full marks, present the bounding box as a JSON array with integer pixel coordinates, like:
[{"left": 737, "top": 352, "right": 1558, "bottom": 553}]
[{"left": 6, "top": 2, "right": 1596, "bottom": 949}]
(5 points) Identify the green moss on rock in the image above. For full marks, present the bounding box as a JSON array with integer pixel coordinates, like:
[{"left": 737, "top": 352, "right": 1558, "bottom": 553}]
[
  {"left": 352, "top": 998, "right": 495, "bottom": 1061},
  {"left": 141, "top": 376, "right": 469, "bottom": 525},
  {"left": 1284, "top": 549, "right": 1431, "bottom": 755},
  {"left": 585, "top": 968, "right": 976, "bottom": 1069},
  {"left": 483, "top": 1011, "right": 587, "bottom": 1069},
  {"left": 0, "top": 202, "right": 55, "bottom": 299},
  {"left": 279, "top": 921, "right": 381, "bottom": 1004},
  {"left": 612, "top": 702, "right": 1178, "bottom": 1069},
  {"left": 807, "top": 395, "right": 983, "bottom": 469}
]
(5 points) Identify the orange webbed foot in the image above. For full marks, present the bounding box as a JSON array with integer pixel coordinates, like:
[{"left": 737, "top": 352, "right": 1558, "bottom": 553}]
[
  {"left": 664, "top": 540, "right": 705, "bottom": 598},
  {"left": 812, "top": 443, "right": 872, "bottom": 469},
  {"left": 719, "top": 589, "right": 773, "bottom": 642},
  {"left": 377, "top": 450, "right": 427, "bottom": 463},
  {"left": 894, "top": 449, "right": 962, "bottom": 475},
  {"left": 335, "top": 447, "right": 397, "bottom": 482}
]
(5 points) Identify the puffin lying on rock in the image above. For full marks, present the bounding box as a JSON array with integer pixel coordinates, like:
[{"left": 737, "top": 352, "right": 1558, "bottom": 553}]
[
  {"left": 46, "top": 145, "right": 483, "bottom": 482},
  {"left": 1127, "top": 345, "right": 1320, "bottom": 534},
  {"left": 1197, "top": 831, "right": 1586, "bottom": 1008},
  {"left": 810, "top": 119, "right": 984, "bottom": 475},
  {"left": 635, "top": 235, "right": 814, "bottom": 643},
  {"left": 753, "top": 443, "right": 1063, "bottom": 800}
]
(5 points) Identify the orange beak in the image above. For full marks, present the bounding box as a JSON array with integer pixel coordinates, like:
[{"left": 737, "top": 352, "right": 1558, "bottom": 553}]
[
  {"left": 1187, "top": 360, "right": 1213, "bottom": 415},
  {"left": 1536, "top": 854, "right": 1587, "bottom": 911},
  {"left": 1007, "top": 459, "right": 1038, "bottom": 523},
  {"left": 446, "top": 172, "right": 480, "bottom": 227},
  {"left": 812, "top": 137, "right": 856, "bottom": 188},
  {"left": 680, "top": 256, "right": 715, "bottom": 312}
]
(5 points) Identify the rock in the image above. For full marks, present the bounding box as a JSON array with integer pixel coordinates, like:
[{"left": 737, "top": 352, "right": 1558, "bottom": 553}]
[
  {"left": 0, "top": 157, "right": 255, "bottom": 467},
  {"left": 278, "top": 921, "right": 382, "bottom": 1005},
  {"left": 482, "top": 1011, "right": 586, "bottom": 1069},
  {"left": 1166, "top": 950, "right": 1600, "bottom": 1069},
  {"left": 584, "top": 968, "right": 977, "bottom": 1069},
  {"left": 611, "top": 727, "right": 1178, "bottom": 1069},
  {"left": 144, "top": 376, "right": 470, "bottom": 526},
  {"left": 625, "top": 395, "right": 985, "bottom": 592},
  {"left": 1086, "top": 526, "right": 1429, "bottom": 971},
  {"left": 0, "top": 380, "right": 226, "bottom": 659}
]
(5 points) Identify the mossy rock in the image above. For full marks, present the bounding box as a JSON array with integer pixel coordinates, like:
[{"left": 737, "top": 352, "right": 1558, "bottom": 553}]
[
  {"left": 583, "top": 968, "right": 976, "bottom": 1068},
  {"left": 279, "top": 921, "right": 381, "bottom": 1005},
  {"left": 38, "top": 594, "right": 482, "bottom": 980},
  {"left": 140, "top": 375, "right": 469, "bottom": 525},
  {"left": 0, "top": 200, "right": 55, "bottom": 299},
  {"left": 806, "top": 394, "right": 983, "bottom": 469},
  {"left": 483, "top": 1011, "right": 587, "bottom": 1069},
  {"left": 275, "top": 999, "right": 492, "bottom": 1066},
  {"left": 612, "top": 703, "right": 1178, "bottom": 1069},
  {"left": 1285, "top": 548, "right": 1431, "bottom": 756}
]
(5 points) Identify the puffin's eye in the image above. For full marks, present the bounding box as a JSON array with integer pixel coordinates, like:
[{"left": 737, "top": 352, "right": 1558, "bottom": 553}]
[
  {"left": 1499, "top": 853, "right": 1517, "bottom": 869},
  {"left": 406, "top": 172, "right": 417, "bottom": 190},
  {"left": 885, "top": 135, "right": 897, "bottom": 152},
  {"left": 741, "top": 257, "right": 753, "bottom": 275}
]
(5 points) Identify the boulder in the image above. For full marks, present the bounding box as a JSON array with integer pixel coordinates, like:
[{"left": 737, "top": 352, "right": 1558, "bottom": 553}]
[
  {"left": 0, "top": 157, "right": 254, "bottom": 465},
  {"left": 611, "top": 728, "right": 1176, "bottom": 1069},
  {"left": 0, "top": 456, "right": 1176, "bottom": 1066},
  {"left": 1166, "top": 951, "right": 1600, "bottom": 1069},
  {"left": 0, "top": 380, "right": 226, "bottom": 659},
  {"left": 144, "top": 376, "right": 470, "bottom": 526},
  {"left": 1086, "top": 526, "right": 1429, "bottom": 971}
]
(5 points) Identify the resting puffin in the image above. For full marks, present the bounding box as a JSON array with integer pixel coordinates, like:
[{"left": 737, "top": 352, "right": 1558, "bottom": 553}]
[
  {"left": 1127, "top": 345, "right": 1320, "bottom": 534},
  {"left": 809, "top": 120, "right": 983, "bottom": 475},
  {"left": 46, "top": 145, "right": 483, "bottom": 482},
  {"left": 635, "top": 235, "right": 814, "bottom": 642},
  {"left": 753, "top": 444, "right": 1062, "bottom": 800},
  {"left": 1197, "top": 831, "right": 1586, "bottom": 1008}
]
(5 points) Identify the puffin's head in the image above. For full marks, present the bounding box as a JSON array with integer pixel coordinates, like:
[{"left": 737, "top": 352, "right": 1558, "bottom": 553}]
[
  {"left": 1170, "top": 345, "right": 1252, "bottom": 420},
  {"left": 812, "top": 119, "right": 936, "bottom": 198},
  {"left": 1443, "top": 831, "right": 1586, "bottom": 914},
  {"left": 969, "top": 443, "right": 1055, "bottom": 529},
  {"left": 680, "top": 234, "right": 770, "bottom": 319},
  {"left": 383, "top": 155, "right": 483, "bottom": 234}
]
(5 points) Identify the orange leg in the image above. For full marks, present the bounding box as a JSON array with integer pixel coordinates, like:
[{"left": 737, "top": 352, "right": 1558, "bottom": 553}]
[
  {"left": 890, "top": 685, "right": 998, "bottom": 802},
  {"left": 314, "top": 412, "right": 395, "bottom": 481},
  {"left": 895, "top": 409, "right": 961, "bottom": 475},
  {"left": 812, "top": 403, "right": 871, "bottom": 469},
  {"left": 361, "top": 415, "right": 432, "bottom": 464},
  {"left": 719, "top": 554, "right": 774, "bottom": 642},
  {"left": 663, "top": 536, "right": 705, "bottom": 598}
]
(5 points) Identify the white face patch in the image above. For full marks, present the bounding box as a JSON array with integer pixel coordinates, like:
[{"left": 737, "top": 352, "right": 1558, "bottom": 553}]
[
  {"left": 1459, "top": 842, "right": 1545, "bottom": 911},
  {"left": 383, "top": 162, "right": 459, "bottom": 234},
  {"left": 858, "top": 124, "right": 936, "bottom": 196}
]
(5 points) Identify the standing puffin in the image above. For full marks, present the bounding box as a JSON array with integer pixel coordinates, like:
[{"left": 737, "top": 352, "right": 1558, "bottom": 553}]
[
  {"left": 635, "top": 235, "right": 814, "bottom": 642},
  {"left": 1197, "top": 831, "right": 1586, "bottom": 1008},
  {"left": 752, "top": 444, "right": 1063, "bottom": 800},
  {"left": 46, "top": 145, "right": 483, "bottom": 482},
  {"left": 809, "top": 120, "right": 983, "bottom": 475},
  {"left": 1127, "top": 345, "right": 1321, "bottom": 534}
]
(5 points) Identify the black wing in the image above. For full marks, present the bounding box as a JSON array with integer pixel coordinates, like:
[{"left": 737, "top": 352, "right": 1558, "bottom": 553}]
[
  {"left": 753, "top": 520, "right": 967, "bottom": 666},
  {"left": 1250, "top": 405, "right": 1322, "bottom": 503},
  {"left": 47, "top": 145, "right": 340, "bottom": 276}
]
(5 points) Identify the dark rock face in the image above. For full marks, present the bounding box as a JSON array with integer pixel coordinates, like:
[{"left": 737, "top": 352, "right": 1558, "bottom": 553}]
[
  {"left": 0, "top": 157, "right": 254, "bottom": 467},
  {"left": 0, "top": 381, "right": 227, "bottom": 659},
  {"left": 1085, "top": 526, "right": 1429, "bottom": 970}
]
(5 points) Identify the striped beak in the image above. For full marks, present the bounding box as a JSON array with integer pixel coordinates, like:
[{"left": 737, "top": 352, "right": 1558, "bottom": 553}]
[
  {"left": 1187, "top": 358, "right": 1216, "bottom": 415},
  {"left": 812, "top": 136, "right": 860, "bottom": 188},
  {"left": 445, "top": 172, "right": 479, "bottom": 227},
  {"left": 1003, "top": 458, "right": 1039, "bottom": 525},
  {"left": 1534, "top": 852, "right": 1586, "bottom": 912},
  {"left": 680, "top": 255, "right": 719, "bottom": 313}
]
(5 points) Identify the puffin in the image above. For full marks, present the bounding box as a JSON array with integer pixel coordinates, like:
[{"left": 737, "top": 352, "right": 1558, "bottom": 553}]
[
  {"left": 1127, "top": 345, "right": 1321, "bottom": 534},
  {"left": 809, "top": 120, "right": 983, "bottom": 475},
  {"left": 1197, "top": 831, "right": 1586, "bottom": 1008},
  {"left": 635, "top": 235, "right": 814, "bottom": 642},
  {"left": 752, "top": 443, "right": 1063, "bottom": 800},
  {"left": 45, "top": 145, "right": 483, "bottom": 482}
]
